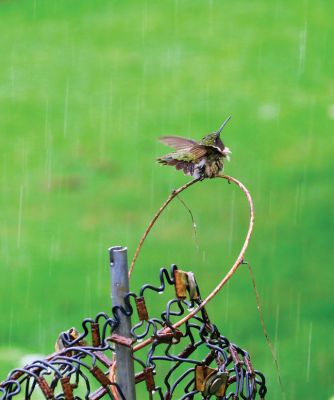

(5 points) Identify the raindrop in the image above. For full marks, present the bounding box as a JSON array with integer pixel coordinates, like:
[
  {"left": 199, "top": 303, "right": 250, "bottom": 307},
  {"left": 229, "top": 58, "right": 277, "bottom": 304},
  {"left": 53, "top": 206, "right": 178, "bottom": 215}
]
[
  {"left": 63, "top": 80, "right": 69, "bottom": 138},
  {"left": 306, "top": 322, "right": 312, "bottom": 382},
  {"left": 17, "top": 184, "right": 24, "bottom": 248},
  {"left": 294, "top": 184, "right": 302, "bottom": 225},
  {"left": 99, "top": 96, "right": 108, "bottom": 161},
  {"left": 208, "top": 0, "right": 214, "bottom": 34},
  {"left": 150, "top": 168, "right": 156, "bottom": 209},
  {"left": 85, "top": 276, "right": 92, "bottom": 316},
  {"left": 25, "top": 268, "right": 32, "bottom": 310},
  {"left": 44, "top": 101, "right": 53, "bottom": 190},
  {"left": 268, "top": 189, "right": 273, "bottom": 215},
  {"left": 295, "top": 292, "right": 301, "bottom": 341},
  {"left": 10, "top": 66, "right": 16, "bottom": 103},
  {"left": 1, "top": 223, "right": 9, "bottom": 268},
  {"left": 21, "top": 139, "right": 29, "bottom": 188},
  {"left": 298, "top": 20, "right": 308, "bottom": 78},
  {"left": 141, "top": 1, "right": 148, "bottom": 42},
  {"left": 8, "top": 307, "right": 14, "bottom": 346},
  {"left": 33, "top": 0, "right": 37, "bottom": 17},
  {"left": 48, "top": 236, "right": 57, "bottom": 276},
  {"left": 96, "top": 233, "right": 104, "bottom": 293}
]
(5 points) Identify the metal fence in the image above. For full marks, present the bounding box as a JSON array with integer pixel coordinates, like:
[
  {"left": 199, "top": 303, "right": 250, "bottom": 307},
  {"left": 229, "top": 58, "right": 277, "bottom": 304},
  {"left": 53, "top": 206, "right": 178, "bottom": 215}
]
[{"left": 0, "top": 246, "right": 267, "bottom": 400}]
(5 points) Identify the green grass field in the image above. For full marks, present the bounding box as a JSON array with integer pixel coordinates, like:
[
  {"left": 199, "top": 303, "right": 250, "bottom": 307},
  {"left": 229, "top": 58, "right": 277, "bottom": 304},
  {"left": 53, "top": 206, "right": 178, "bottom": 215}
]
[{"left": 0, "top": 1, "right": 333, "bottom": 398}]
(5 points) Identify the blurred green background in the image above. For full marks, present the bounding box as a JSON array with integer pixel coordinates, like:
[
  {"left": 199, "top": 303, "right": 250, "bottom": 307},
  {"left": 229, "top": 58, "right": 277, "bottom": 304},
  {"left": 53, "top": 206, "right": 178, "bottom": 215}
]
[{"left": 0, "top": 0, "right": 333, "bottom": 398}]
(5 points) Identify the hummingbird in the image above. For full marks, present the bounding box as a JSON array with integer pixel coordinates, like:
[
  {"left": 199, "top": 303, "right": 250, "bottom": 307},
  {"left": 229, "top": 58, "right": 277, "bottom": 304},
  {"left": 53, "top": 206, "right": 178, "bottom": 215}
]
[{"left": 157, "top": 116, "right": 232, "bottom": 179}]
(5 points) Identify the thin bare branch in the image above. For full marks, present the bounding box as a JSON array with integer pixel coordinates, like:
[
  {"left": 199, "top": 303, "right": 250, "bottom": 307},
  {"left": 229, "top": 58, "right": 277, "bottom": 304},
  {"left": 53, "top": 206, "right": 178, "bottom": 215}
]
[
  {"left": 133, "top": 174, "right": 254, "bottom": 352},
  {"left": 128, "top": 178, "right": 200, "bottom": 278},
  {"left": 175, "top": 193, "right": 199, "bottom": 251}
]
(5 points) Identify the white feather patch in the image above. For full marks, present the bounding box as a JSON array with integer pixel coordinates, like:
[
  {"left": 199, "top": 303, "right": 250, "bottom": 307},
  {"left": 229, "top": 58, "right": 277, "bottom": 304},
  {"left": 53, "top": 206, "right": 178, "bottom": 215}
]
[{"left": 223, "top": 147, "right": 231, "bottom": 161}]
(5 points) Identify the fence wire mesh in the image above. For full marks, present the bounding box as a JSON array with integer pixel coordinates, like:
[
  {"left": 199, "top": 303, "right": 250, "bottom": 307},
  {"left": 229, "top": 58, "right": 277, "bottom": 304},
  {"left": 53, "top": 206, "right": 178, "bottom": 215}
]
[{"left": 0, "top": 264, "right": 267, "bottom": 400}]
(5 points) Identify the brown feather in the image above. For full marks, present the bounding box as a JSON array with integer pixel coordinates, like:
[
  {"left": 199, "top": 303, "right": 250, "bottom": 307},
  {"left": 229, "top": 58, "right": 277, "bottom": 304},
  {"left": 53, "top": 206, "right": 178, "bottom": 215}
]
[
  {"left": 189, "top": 145, "right": 208, "bottom": 158},
  {"left": 159, "top": 136, "right": 197, "bottom": 150}
]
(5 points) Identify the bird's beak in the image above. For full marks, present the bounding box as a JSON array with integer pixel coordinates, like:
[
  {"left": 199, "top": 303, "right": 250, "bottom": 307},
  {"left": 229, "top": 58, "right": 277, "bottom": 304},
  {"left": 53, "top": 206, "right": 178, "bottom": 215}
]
[{"left": 216, "top": 115, "right": 232, "bottom": 136}]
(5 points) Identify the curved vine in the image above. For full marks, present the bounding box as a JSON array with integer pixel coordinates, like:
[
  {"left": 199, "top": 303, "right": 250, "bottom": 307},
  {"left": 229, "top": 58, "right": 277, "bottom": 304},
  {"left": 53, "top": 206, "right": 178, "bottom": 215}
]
[{"left": 129, "top": 174, "right": 254, "bottom": 352}]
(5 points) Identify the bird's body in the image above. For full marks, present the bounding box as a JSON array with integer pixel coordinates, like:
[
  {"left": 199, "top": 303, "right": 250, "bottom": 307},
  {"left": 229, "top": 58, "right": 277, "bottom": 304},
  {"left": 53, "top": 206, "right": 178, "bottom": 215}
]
[{"left": 157, "top": 117, "right": 231, "bottom": 179}]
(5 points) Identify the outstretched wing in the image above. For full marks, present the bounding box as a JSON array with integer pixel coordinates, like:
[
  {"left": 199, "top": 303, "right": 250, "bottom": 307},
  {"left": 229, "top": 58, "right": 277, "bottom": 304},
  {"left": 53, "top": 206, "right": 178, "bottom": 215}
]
[
  {"left": 157, "top": 145, "right": 209, "bottom": 177},
  {"left": 159, "top": 136, "right": 197, "bottom": 150}
]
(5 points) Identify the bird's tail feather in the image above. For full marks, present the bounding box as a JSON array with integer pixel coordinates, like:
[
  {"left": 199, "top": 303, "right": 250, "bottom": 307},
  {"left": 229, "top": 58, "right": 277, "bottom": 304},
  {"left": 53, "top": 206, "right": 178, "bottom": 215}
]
[{"left": 157, "top": 157, "right": 194, "bottom": 175}]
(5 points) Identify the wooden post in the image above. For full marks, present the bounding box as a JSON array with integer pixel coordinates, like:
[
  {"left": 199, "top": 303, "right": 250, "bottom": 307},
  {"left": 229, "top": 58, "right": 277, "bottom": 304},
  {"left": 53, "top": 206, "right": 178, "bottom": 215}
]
[{"left": 109, "top": 246, "right": 136, "bottom": 400}]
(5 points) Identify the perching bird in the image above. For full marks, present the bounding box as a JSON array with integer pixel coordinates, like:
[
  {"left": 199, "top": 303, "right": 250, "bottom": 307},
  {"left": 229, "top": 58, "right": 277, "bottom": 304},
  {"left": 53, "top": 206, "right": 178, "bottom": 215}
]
[{"left": 157, "top": 116, "right": 231, "bottom": 179}]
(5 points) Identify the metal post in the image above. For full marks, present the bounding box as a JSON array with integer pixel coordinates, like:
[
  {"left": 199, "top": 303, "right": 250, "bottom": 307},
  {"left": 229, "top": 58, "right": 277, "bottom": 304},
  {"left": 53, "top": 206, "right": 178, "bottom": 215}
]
[{"left": 109, "top": 246, "right": 136, "bottom": 400}]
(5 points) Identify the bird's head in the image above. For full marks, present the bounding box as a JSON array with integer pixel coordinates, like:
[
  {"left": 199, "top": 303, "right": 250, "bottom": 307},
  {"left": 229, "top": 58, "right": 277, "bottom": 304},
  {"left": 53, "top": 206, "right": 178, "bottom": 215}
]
[{"left": 200, "top": 116, "right": 232, "bottom": 158}]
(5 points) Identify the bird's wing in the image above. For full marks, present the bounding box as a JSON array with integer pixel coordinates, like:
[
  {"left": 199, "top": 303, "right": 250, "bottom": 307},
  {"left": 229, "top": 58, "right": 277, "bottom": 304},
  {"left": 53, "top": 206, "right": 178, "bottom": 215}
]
[
  {"left": 161, "top": 145, "right": 208, "bottom": 161},
  {"left": 189, "top": 145, "right": 208, "bottom": 158},
  {"left": 159, "top": 136, "right": 197, "bottom": 150}
]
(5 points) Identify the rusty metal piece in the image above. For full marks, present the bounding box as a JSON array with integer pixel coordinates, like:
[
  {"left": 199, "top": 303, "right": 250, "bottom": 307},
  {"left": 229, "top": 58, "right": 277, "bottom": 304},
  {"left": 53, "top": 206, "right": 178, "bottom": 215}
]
[
  {"left": 60, "top": 377, "right": 74, "bottom": 400},
  {"left": 135, "top": 296, "right": 149, "bottom": 320},
  {"left": 90, "top": 366, "right": 111, "bottom": 387},
  {"left": 203, "top": 350, "right": 216, "bottom": 366},
  {"left": 174, "top": 269, "right": 199, "bottom": 300},
  {"left": 36, "top": 376, "right": 54, "bottom": 399},
  {"left": 135, "top": 366, "right": 155, "bottom": 392},
  {"left": 55, "top": 334, "right": 66, "bottom": 352},
  {"left": 144, "top": 367, "right": 155, "bottom": 392},
  {"left": 174, "top": 270, "right": 188, "bottom": 299},
  {"left": 195, "top": 365, "right": 228, "bottom": 397},
  {"left": 154, "top": 327, "right": 183, "bottom": 344},
  {"left": 91, "top": 322, "right": 101, "bottom": 347},
  {"left": 174, "top": 269, "right": 200, "bottom": 300},
  {"left": 107, "top": 359, "right": 123, "bottom": 400},
  {"left": 5, "top": 370, "right": 24, "bottom": 381},
  {"left": 95, "top": 351, "right": 114, "bottom": 368},
  {"left": 178, "top": 343, "right": 195, "bottom": 359},
  {"left": 187, "top": 272, "right": 199, "bottom": 300},
  {"left": 68, "top": 328, "right": 84, "bottom": 343},
  {"left": 109, "top": 333, "right": 134, "bottom": 347},
  {"left": 55, "top": 327, "right": 87, "bottom": 352},
  {"left": 229, "top": 346, "right": 243, "bottom": 367},
  {"left": 108, "top": 357, "right": 117, "bottom": 397},
  {"left": 135, "top": 370, "right": 146, "bottom": 384},
  {"left": 195, "top": 365, "right": 213, "bottom": 392}
]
